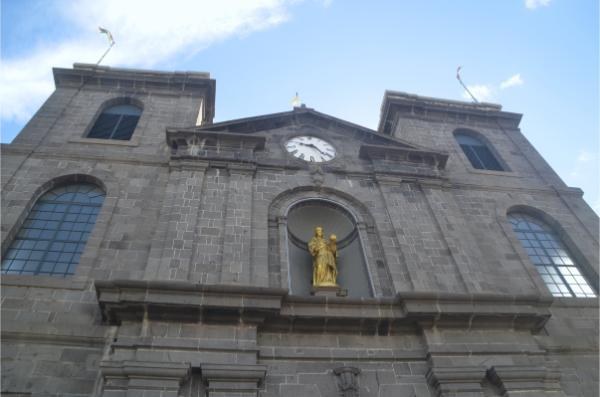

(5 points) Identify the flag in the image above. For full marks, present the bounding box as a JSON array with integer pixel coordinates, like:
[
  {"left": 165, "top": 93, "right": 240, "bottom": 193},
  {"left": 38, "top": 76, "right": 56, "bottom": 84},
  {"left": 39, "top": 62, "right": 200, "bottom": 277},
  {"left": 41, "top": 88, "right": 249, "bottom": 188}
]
[{"left": 99, "top": 27, "right": 115, "bottom": 45}]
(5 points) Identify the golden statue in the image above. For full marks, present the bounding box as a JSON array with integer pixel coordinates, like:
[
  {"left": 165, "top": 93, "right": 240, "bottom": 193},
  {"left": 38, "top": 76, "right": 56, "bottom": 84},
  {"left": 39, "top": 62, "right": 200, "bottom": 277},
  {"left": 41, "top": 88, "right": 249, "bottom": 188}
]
[{"left": 308, "top": 226, "right": 339, "bottom": 287}]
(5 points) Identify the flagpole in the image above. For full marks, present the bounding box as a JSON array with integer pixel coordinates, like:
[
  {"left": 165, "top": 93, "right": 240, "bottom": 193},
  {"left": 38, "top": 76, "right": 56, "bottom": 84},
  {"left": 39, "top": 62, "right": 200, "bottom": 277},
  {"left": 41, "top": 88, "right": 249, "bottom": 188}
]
[
  {"left": 96, "top": 27, "right": 115, "bottom": 66},
  {"left": 456, "top": 66, "right": 479, "bottom": 103},
  {"left": 96, "top": 42, "right": 115, "bottom": 66}
]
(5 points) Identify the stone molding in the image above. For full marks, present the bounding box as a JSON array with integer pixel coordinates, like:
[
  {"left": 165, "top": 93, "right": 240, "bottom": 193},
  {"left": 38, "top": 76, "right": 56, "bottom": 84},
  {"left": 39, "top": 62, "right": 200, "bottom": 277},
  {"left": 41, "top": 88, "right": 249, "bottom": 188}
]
[
  {"left": 54, "top": 63, "right": 214, "bottom": 93},
  {"left": 200, "top": 363, "right": 267, "bottom": 396},
  {"left": 426, "top": 366, "right": 487, "bottom": 397},
  {"left": 359, "top": 143, "right": 448, "bottom": 170},
  {"left": 0, "top": 274, "right": 89, "bottom": 290},
  {"left": 95, "top": 280, "right": 286, "bottom": 324},
  {"left": 100, "top": 360, "right": 190, "bottom": 393},
  {"left": 487, "top": 364, "right": 564, "bottom": 396},
  {"left": 397, "top": 291, "right": 552, "bottom": 331},
  {"left": 168, "top": 159, "right": 210, "bottom": 171},
  {"left": 95, "top": 280, "right": 552, "bottom": 332},
  {"left": 378, "top": 90, "right": 522, "bottom": 135}
]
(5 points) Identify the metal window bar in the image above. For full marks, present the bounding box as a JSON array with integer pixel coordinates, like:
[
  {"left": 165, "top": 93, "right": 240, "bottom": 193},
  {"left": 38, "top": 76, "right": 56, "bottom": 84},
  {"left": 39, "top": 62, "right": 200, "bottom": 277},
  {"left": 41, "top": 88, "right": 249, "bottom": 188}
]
[
  {"left": 1, "top": 184, "right": 105, "bottom": 277},
  {"left": 509, "top": 213, "right": 595, "bottom": 297}
]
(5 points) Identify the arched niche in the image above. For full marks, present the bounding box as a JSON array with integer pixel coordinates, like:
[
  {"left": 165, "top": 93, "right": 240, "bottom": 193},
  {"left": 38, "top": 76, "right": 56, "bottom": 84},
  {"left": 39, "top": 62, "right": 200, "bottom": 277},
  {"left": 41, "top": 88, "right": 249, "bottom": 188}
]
[{"left": 286, "top": 199, "right": 373, "bottom": 297}]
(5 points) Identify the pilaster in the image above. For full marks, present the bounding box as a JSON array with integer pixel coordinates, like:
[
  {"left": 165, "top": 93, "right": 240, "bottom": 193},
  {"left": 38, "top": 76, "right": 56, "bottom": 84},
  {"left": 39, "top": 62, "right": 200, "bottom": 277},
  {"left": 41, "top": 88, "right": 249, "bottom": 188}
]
[
  {"left": 146, "top": 160, "right": 208, "bottom": 281},
  {"left": 220, "top": 164, "right": 256, "bottom": 284}
]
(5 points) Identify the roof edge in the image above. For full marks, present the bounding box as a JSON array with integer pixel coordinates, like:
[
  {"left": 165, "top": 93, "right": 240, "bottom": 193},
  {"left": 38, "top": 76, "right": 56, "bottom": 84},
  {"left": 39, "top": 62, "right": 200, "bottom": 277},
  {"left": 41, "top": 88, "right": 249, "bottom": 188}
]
[
  {"left": 52, "top": 63, "right": 215, "bottom": 94},
  {"left": 377, "top": 90, "right": 523, "bottom": 135},
  {"left": 71, "top": 62, "right": 211, "bottom": 79}
]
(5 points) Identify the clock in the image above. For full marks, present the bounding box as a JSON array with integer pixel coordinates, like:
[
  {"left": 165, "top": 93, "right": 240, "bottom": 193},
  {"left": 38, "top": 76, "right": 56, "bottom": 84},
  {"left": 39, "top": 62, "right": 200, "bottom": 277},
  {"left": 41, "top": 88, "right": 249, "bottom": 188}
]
[{"left": 285, "top": 136, "right": 336, "bottom": 163}]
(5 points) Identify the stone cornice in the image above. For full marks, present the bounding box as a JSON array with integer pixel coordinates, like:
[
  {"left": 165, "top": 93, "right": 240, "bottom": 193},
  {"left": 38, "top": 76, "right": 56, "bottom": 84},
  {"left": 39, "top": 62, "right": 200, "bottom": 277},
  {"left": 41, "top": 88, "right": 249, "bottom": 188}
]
[
  {"left": 95, "top": 280, "right": 287, "bottom": 324},
  {"left": 94, "top": 280, "right": 552, "bottom": 333},
  {"left": 54, "top": 63, "right": 213, "bottom": 92},
  {"left": 166, "top": 128, "right": 266, "bottom": 159},
  {"left": 359, "top": 143, "right": 448, "bottom": 168},
  {"left": 487, "top": 365, "right": 563, "bottom": 394},
  {"left": 378, "top": 90, "right": 522, "bottom": 135}
]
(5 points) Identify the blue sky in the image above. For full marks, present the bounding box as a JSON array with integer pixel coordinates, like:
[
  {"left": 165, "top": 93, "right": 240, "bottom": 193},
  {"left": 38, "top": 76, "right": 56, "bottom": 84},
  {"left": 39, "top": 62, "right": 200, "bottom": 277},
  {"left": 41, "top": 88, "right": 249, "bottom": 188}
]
[{"left": 1, "top": 0, "right": 598, "bottom": 212}]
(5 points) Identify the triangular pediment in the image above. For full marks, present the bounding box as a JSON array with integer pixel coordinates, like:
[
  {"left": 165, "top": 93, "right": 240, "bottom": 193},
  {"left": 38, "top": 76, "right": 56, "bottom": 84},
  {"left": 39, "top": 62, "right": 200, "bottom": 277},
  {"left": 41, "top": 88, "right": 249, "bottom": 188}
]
[
  {"left": 166, "top": 107, "right": 448, "bottom": 173},
  {"left": 172, "top": 107, "right": 430, "bottom": 150}
]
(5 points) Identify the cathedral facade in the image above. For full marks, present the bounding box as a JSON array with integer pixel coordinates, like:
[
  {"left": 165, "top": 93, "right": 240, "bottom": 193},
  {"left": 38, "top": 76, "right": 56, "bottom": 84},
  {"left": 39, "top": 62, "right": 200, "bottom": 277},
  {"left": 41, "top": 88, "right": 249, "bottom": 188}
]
[{"left": 1, "top": 64, "right": 598, "bottom": 396}]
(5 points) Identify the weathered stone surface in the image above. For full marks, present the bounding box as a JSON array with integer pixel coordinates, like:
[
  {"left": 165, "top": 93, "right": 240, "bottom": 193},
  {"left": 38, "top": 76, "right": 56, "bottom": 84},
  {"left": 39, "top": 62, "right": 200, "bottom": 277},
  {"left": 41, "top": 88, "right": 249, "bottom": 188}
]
[{"left": 1, "top": 64, "right": 598, "bottom": 396}]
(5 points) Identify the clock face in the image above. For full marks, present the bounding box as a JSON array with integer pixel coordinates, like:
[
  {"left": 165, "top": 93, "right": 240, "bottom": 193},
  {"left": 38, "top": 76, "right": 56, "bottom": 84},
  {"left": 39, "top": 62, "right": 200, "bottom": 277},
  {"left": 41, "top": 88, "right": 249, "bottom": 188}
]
[{"left": 285, "top": 136, "right": 336, "bottom": 163}]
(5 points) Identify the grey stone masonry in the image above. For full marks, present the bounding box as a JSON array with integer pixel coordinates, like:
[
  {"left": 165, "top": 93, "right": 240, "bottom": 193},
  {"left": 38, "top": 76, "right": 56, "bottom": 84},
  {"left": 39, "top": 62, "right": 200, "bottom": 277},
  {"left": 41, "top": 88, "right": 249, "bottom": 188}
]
[{"left": 1, "top": 64, "right": 598, "bottom": 396}]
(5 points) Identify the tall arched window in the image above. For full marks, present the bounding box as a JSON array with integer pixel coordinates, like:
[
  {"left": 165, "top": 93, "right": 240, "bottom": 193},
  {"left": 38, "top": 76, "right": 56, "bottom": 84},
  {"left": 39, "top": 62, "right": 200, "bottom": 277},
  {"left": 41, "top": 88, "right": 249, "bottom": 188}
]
[
  {"left": 87, "top": 104, "right": 141, "bottom": 140},
  {"left": 1, "top": 183, "right": 105, "bottom": 277},
  {"left": 455, "top": 131, "right": 504, "bottom": 171},
  {"left": 508, "top": 213, "right": 596, "bottom": 297}
]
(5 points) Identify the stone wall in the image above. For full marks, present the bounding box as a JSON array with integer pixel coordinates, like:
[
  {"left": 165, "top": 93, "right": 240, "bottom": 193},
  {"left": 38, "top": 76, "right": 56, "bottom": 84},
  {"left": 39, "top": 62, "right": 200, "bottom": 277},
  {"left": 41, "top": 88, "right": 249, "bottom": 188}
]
[{"left": 1, "top": 66, "right": 597, "bottom": 396}]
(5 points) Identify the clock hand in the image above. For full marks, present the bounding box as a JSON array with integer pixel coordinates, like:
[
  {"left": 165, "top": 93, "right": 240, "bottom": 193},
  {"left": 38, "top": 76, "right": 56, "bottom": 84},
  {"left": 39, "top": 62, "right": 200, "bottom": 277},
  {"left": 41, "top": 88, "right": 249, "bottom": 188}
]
[{"left": 298, "top": 142, "right": 329, "bottom": 156}]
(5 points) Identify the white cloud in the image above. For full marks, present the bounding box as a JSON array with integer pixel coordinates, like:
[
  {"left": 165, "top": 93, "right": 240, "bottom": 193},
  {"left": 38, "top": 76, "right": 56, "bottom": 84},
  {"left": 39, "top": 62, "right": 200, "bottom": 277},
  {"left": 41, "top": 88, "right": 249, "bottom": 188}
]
[
  {"left": 0, "top": 0, "right": 298, "bottom": 124},
  {"left": 500, "top": 73, "right": 524, "bottom": 89},
  {"left": 576, "top": 150, "right": 594, "bottom": 163},
  {"left": 459, "top": 72, "right": 524, "bottom": 102},
  {"left": 462, "top": 84, "right": 494, "bottom": 102},
  {"left": 525, "top": 0, "right": 551, "bottom": 10}
]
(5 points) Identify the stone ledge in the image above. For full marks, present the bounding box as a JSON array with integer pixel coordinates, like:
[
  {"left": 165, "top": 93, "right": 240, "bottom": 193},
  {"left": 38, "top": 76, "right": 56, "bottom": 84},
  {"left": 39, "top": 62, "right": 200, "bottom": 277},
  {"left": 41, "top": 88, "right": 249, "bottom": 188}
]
[
  {"left": 101, "top": 360, "right": 190, "bottom": 392},
  {"left": 487, "top": 364, "right": 563, "bottom": 393},
  {"left": 201, "top": 363, "right": 267, "bottom": 394},
  {"left": 359, "top": 143, "right": 448, "bottom": 170},
  {"left": 398, "top": 291, "right": 552, "bottom": 331},
  {"left": 101, "top": 360, "right": 190, "bottom": 378},
  {"left": 68, "top": 137, "right": 140, "bottom": 147},
  {"left": 534, "top": 336, "right": 600, "bottom": 354},
  {"left": 1, "top": 275, "right": 89, "bottom": 290},
  {"left": 201, "top": 363, "right": 267, "bottom": 381},
  {"left": 1, "top": 321, "right": 108, "bottom": 347},
  {"left": 112, "top": 335, "right": 258, "bottom": 352},
  {"left": 95, "top": 280, "right": 287, "bottom": 324},
  {"left": 55, "top": 64, "right": 214, "bottom": 94},
  {"left": 550, "top": 297, "right": 599, "bottom": 308},
  {"left": 95, "top": 280, "right": 553, "bottom": 332},
  {"left": 426, "top": 366, "right": 487, "bottom": 396},
  {"left": 258, "top": 346, "right": 424, "bottom": 361},
  {"left": 378, "top": 90, "right": 522, "bottom": 136}
]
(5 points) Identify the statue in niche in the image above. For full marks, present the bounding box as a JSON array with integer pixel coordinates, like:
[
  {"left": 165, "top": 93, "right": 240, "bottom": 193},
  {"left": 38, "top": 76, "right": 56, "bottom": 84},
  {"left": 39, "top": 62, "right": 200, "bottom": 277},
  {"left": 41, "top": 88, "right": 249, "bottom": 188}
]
[{"left": 308, "top": 226, "right": 338, "bottom": 287}]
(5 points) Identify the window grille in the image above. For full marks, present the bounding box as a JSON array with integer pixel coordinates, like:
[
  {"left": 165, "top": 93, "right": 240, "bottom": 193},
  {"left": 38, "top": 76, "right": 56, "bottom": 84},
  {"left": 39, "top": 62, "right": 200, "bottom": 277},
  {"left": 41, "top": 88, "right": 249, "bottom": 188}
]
[
  {"left": 87, "top": 104, "right": 141, "bottom": 140},
  {"left": 509, "top": 213, "right": 596, "bottom": 297},
  {"left": 1, "top": 183, "right": 105, "bottom": 277}
]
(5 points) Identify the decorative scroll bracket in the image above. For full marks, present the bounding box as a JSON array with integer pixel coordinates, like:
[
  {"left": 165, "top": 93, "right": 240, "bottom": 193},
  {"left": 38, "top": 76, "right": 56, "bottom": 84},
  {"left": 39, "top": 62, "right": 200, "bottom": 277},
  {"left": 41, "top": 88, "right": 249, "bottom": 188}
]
[{"left": 333, "top": 366, "right": 361, "bottom": 397}]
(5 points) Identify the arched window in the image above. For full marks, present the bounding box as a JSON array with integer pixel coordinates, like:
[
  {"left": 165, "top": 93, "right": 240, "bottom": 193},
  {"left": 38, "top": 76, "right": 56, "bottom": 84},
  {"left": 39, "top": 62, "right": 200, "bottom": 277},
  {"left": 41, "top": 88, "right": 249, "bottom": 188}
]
[
  {"left": 287, "top": 200, "right": 372, "bottom": 297},
  {"left": 1, "top": 183, "right": 105, "bottom": 277},
  {"left": 508, "top": 213, "right": 596, "bottom": 297},
  {"left": 87, "top": 104, "right": 141, "bottom": 140},
  {"left": 455, "top": 131, "right": 504, "bottom": 171}
]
